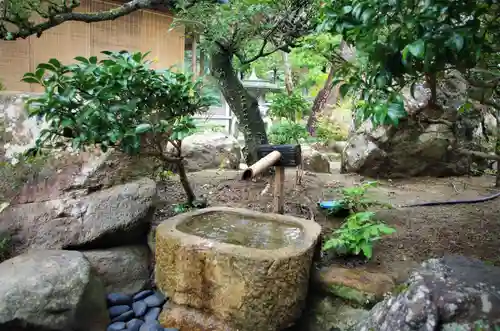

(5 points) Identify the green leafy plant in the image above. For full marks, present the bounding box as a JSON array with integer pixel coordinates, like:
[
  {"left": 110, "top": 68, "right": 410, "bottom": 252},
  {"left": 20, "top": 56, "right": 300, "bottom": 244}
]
[
  {"left": 334, "top": 181, "right": 391, "bottom": 214},
  {"left": 315, "top": 114, "right": 348, "bottom": 144},
  {"left": 268, "top": 120, "right": 309, "bottom": 145},
  {"left": 173, "top": 200, "right": 207, "bottom": 214},
  {"left": 22, "top": 50, "right": 216, "bottom": 205},
  {"left": 322, "top": 211, "right": 396, "bottom": 259},
  {"left": 268, "top": 92, "right": 311, "bottom": 122}
]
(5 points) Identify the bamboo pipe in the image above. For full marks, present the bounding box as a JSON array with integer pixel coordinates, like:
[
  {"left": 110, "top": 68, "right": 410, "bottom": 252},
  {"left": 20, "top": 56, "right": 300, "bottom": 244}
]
[{"left": 241, "top": 150, "right": 281, "bottom": 180}]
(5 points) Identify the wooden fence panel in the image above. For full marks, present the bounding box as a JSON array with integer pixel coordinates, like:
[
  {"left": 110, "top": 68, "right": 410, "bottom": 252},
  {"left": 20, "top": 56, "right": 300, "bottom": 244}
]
[{"left": 0, "top": 0, "right": 185, "bottom": 92}]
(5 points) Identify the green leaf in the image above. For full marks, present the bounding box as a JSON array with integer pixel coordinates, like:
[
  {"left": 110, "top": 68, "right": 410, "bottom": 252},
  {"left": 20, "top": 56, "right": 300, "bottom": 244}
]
[
  {"left": 406, "top": 39, "right": 425, "bottom": 59},
  {"left": 341, "top": 5, "right": 352, "bottom": 14},
  {"left": 449, "top": 33, "right": 464, "bottom": 52},
  {"left": 375, "top": 73, "right": 387, "bottom": 88},
  {"left": 74, "top": 56, "right": 89, "bottom": 64},
  {"left": 458, "top": 101, "right": 473, "bottom": 113},
  {"left": 135, "top": 123, "right": 152, "bottom": 134},
  {"left": 37, "top": 63, "right": 58, "bottom": 72},
  {"left": 35, "top": 68, "right": 45, "bottom": 79},
  {"left": 21, "top": 75, "right": 41, "bottom": 84},
  {"left": 89, "top": 56, "right": 98, "bottom": 64},
  {"left": 361, "top": 9, "right": 375, "bottom": 24},
  {"left": 48, "top": 58, "right": 62, "bottom": 69},
  {"left": 360, "top": 242, "right": 373, "bottom": 259},
  {"left": 339, "top": 84, "right": 351, "bottom": 98}
]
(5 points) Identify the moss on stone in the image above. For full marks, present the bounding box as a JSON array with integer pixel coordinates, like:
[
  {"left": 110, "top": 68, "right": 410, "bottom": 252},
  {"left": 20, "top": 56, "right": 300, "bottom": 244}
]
[
  {"left": 327, "top": 284, "right": 375, "bottom": 306},
  {"left": 0, "top": 231, "right": 12, "bottom": 263}
]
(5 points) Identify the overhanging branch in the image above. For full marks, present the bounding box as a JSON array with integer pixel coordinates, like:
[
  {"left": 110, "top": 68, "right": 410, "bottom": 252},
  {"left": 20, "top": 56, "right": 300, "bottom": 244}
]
[{"left": 2, "top": 0, "right": 164, "bottom": 40}]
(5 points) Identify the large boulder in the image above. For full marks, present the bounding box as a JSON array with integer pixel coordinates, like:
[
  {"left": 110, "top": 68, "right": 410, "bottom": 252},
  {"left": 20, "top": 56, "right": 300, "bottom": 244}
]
[
  {"left": 0, "top": 250, "right": 109, "bottom": 331},
  {"left": 0, "top": 178, "right": 157, "bottom": 255},
  {"left": 355, "top": 255, "right": 500, "bottom": 331},
  {"left": 342, "top": 73, "right": 490, "bottom": 177},
  {"left": 0, "top": 92, "right": 163, "bottom": 205},
  {"left": 82, "top": 245, "right": 151, "bottom": 295},
  {"left": 179, "top": 132, "right": 242, "bottom": 171},
  {"left": 302, "top": 145, "right": 331, "bottom": 173}
]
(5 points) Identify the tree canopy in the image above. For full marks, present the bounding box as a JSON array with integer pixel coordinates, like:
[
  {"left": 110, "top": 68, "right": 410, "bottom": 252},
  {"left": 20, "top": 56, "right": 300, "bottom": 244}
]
[{"left": 320, "top": 0, "right": 500, "bottom": 126}]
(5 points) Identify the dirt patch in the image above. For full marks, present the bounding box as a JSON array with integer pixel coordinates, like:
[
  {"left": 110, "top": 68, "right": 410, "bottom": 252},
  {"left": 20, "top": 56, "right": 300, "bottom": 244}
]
[{"left": 154, "top": 164, "right": 500, "bottom": 280}]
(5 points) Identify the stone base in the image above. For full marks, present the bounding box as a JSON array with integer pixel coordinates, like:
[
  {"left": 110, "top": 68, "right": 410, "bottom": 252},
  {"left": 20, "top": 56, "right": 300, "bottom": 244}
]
[{"left": 159, "top": 303, "right": 233, "bottom": 331}]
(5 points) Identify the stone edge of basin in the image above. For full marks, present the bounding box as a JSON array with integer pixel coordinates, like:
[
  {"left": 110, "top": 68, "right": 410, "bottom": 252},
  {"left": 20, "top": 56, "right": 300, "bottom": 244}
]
[{"left": 156, "top": 206, "right": 322, "bottom": 259}]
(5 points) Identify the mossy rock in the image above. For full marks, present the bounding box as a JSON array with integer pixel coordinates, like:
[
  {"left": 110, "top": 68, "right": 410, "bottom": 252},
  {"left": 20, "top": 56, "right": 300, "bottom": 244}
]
[{"left": 315, "top": 266, "right": 395, "bottom": 307}]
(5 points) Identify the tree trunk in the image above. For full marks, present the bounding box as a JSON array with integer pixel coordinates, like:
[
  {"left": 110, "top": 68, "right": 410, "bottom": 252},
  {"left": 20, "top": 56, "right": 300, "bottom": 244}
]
[
  {"left": 191, "top": 35, "right": 197, "bottom": 81},
  {"left": 306, "top": 65, "right": 336, "bottom": 135},
  {"left": 177, "top": 161, "right": 196, "bottom": 204},
  {"left": 210, "top": 49, "right": 268, "bottom": 165},
  {"left": 495, "top": 110, "right": 500, "bottom": 187},
  {"left": 282, "top": 51, "right": 294, "bottom": 95}
]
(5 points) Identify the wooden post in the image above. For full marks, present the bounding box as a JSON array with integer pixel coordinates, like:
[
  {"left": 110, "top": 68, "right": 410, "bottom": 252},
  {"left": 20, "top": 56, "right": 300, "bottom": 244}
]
[{"left": 273, "top": 166, "right": 285, "bottom": 214}]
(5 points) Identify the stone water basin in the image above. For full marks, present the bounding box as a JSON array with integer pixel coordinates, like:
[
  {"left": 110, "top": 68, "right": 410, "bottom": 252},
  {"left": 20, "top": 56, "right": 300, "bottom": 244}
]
[{"left": 155, "top": 207, "right": 321, "bottom": 331}]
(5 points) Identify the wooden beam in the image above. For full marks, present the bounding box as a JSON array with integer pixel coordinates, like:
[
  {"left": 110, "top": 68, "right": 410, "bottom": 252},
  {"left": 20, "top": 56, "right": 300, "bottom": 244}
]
[{"left": 273, "top": 166, "right": 285, "bottom": 214}]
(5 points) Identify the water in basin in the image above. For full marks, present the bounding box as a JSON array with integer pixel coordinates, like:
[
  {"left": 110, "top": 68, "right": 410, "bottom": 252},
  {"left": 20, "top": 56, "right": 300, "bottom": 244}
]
[{"left": 176, "top": 211, "right": 304, "bottom": 250}]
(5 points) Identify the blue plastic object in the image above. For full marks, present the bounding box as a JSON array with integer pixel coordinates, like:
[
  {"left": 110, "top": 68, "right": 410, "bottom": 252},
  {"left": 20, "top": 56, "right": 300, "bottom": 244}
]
[
  {"left": 317, "top": 200, "right": 350, "bottom": 216},
  {"left": 318, "top": 200, "right": 343, "bottom": 209}
]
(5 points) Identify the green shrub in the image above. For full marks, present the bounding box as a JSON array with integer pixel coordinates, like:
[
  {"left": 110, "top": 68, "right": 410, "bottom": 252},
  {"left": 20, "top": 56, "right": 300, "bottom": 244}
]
[
  {"left": 268, "top": 120, "right": 309, "bottom": 145},
  {"left": 268, "top": 92, "right": 311, "bottom": 122},
  {"left": 316, "top": 114, "right": 348, "bottom": 143}
]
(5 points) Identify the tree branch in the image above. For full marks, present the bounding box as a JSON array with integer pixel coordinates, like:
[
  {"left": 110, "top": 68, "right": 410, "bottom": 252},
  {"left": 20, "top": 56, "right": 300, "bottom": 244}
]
[{"left": 3, "top": 0, "right": 163, "bottom": 40}]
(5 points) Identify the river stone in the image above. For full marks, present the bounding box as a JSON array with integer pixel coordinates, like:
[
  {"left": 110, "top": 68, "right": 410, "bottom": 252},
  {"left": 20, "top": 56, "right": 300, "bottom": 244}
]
[
  {"left": 314, "top": 266, "right": 395, "bottom": 305},
  {"left": 0, "top": 250, "right": 109, "bottom": 331},
  {"left": 107, "top": 293, "right": 133, "bottom": 306},
  {"left": 144, "top": 307, "right": 161, "bottom": 322},
  {"left": 127, "top": 318, "right": 145, "bottom": 331},
  {"left": 156, "top": 206, "right": 322, "bottom": 331},
  {"left": 108, "top": 322, "right": 127, "bottom": 331},
  {"left": 83, "top": 245, "right": 151, "bottom": 295},
  {"left": 111, "top": 310, "right": 135, "bottom": 323},
  {"left": 354, "top": 255, "right": 500, "bottom": 331},
  {"left": 139, "top": 320, "right": 162, "bottom": 331},
  {"left": 144, "top": 292, "right": 167, "bottom": 308},
  {"left": 0, "top": 178, "right": 157, "bottom": 255},
  {"left": 134, "top": 290, "right": 154, "bottom": 301},
  {"left": 132, "top": 300, "right": 148, "bottom": 317},
  {"left": 109, "top": 305, "right": 132, "bottom": 318}
]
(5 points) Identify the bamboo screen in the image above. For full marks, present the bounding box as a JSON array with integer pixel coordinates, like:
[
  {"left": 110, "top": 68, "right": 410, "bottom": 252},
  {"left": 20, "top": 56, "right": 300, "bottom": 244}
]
[{"left": 0, "top": 0, "right": 185, "bottom": 92}]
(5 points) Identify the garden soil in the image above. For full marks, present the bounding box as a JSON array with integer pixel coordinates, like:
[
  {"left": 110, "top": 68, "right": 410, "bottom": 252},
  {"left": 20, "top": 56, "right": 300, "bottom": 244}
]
[{"left": 154, "top": 163, "right": 500, "bottom": 281}]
